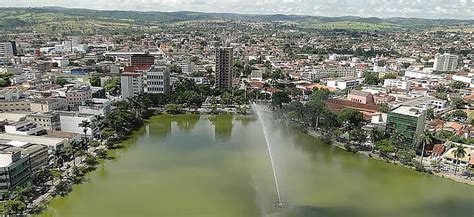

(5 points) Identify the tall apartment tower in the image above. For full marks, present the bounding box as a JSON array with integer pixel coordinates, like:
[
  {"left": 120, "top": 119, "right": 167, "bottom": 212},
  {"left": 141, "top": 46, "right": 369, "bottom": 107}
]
[
  {"left": 0, "top": 42, "right": 15, "bottom": 57},
  {"left": 433, "top": 53, "right": 458, "bottom": 72},
  {"left": 215, "top": 47, "right": 233, "bottom": 89},
  {"left": 121, "top": 73, "right": 144, "bottom": 99}
]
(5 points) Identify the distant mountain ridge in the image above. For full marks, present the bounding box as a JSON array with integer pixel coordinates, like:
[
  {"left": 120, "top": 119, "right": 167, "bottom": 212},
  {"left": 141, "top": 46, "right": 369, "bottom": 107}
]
[{"left": 1, "top": 7, "right": 473, "bottom": 34}]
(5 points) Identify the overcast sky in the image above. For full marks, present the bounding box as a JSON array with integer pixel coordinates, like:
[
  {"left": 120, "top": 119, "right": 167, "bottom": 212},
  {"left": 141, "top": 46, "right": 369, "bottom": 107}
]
[{"left": 1, "top": 0, "right": 473, "bottom": 19}]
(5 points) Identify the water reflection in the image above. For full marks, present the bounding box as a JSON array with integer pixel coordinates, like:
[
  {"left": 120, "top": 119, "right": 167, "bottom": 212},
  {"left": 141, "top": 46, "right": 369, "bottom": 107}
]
[
  {"left": 174, "top": 115, "right": 200, "bottom": 132},
  {"left": 208, "top": 114, "right": 234, "bottom": 142}
]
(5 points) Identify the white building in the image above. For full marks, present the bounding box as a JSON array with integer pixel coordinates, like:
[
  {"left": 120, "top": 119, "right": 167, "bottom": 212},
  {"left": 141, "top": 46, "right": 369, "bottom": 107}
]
[
  {"left": 433, "top": 53, "right": 459, "bottom": 72},
  {"left": 121, "top": 73, "right": 144, "bottom": 99},
  {"left": 175, "top": 60, "right": 194, "bottom": 74},
  {"left": 452, "top": 74, "right": 474, "bottom": 88},
  {"left": 309, "top": 68, "right": 357, "bottom": 80},
  {"left": 250, "top": 69, "right": 264, "bottom": 81},
  {"left": 59, "top": 112, "right": 95, "bottom": 135},
  {"left": 145, "top": 65, "right": 170, "bottom": 95},
  {"left": 78, "top": 98, "right": 112, "bottom": 117},
  {"left": 4, "top": 121, "right": 45, "bottom": 136},
  {"left": 52, "top": 57, "right": 69, "bottom": 68},
  {"left": 383, "top": 79, "right": 411, "bottom": 90},
  {"left": 326, "top": 78, "right": 361, "bottom": 90}
]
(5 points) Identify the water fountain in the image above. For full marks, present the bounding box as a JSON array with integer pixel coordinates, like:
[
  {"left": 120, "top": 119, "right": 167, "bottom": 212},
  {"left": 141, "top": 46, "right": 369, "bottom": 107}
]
[{"left": 252, "top": 103, "right": 287, "bottom": 208}]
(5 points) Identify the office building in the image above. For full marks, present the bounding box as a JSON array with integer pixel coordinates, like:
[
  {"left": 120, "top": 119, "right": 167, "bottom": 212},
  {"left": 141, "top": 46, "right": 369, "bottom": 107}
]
[
  {"left": 0, "top": 151, "right": 31, "bottom": 200},
  {"left": 121, "top": 73, "right": 144, "bottom": 99},
  {"left": 386, "top": 106, "right": 427, "bottom": 149},
  {"left": 433, "top": 53, "right": 459, "bottom": 72},
  {"left": 146, "top": 65, "right": 170, "bottom": 95},
  {"left": 25, "top": 112, "right": 61, "bottom": 131},
  {"left": 215, "top": 47, "right": 233, "bottom": 89}
]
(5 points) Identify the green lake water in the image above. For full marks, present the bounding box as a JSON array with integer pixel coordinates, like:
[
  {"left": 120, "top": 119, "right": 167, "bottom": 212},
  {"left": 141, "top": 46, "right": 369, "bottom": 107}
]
[{"left": 39, "top": 114, "right": 474, "bottom": 217}]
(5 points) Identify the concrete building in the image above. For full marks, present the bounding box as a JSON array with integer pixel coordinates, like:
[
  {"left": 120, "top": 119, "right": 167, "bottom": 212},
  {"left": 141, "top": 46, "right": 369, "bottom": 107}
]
[
  {"left": 0, "top": 143, "right": 48, "bottom": 172},
  {"left": 65, "top": 85, "right": 93, "bottom": 111},
  {"left": 326, "top": 78, "right": 361, "bottom": 90},
  {"left": 121, "top": 73, "right": 144, "bottom": 99},
  {"left": 347, "top": 90, "right": 375, "bottom": 105},
  {"left": 130, "top": 54, "right": 155, "bottom": 66},
  {"left": 386, "top": 106, "right": 427, "bottom": 149},
  {"left": 383, "top": 79, "right": 411, "bottom": 90},
  {"left": 78, "top": 98, "right": 112, "bottom": 117},
  {"left": 401, "top": 96, "right": 447, "bottom": 111},
  {"left": 0, "top": 100, "right": 31, "bottom": 112},
  {"left": 52, "top": 57, "right": 69, "bottom": 68},
  {"left": 1, "top": 134, "right": 66, "bottom": 151},
  {"left": 0, "top": 42, "right": 15, "bottom": 58},
  {"left": 215, "top": 47, "right": 233, "bottom": 89},
  {"left": 433, "top": 53, "right": 459, "bottom": 72},
  {"left": 30, "top": 98, "right": 68, "bottom": 112},
  {"left": 59, "top": 112, "right": 95, "bottom": 136},
  {"left": 4, "top": 121, "right": 45, "bottom": 136},
  {"left": 0, "top": 151, "right": 31, "bottom": 200},
  {"left": 145, "top": 65, "right": 170, "bottom": 95},
  {"left": 452, "top": 74, "right": 474, "bottom": 88},
  {"left": 25, "top": 112, "right": 61, "bottom": 131},
  {"left": 250, "top": 69, "right": 264, "bottom": 81},
  {"left": 309, "top": 68, "right": 357, "bottom": 80},
  {"left": 175, "top": 60, "right": 194, "bottom": 74}
]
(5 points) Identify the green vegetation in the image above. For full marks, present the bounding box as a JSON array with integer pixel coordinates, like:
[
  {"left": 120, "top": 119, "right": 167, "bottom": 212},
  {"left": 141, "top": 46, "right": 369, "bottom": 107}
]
[{"left": 1, "top": 7, "right": 473, "bottom": 34}]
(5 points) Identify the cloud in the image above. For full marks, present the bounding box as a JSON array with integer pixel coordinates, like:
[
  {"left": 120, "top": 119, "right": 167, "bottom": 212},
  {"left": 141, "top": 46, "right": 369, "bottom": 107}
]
[{"left": 0, "top": 0, "right": 473, "bottom": 19}]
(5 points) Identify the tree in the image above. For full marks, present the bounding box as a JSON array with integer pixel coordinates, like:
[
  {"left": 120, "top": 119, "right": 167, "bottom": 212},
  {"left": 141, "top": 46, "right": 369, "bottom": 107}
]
[
  {"left": 90, "top": 75, "right": 101, "bottom": 87},
  {"left": 426, "top": 108, "right": 435, "bottom": 121},
  {"left": 390, "top": 129, "right": 408, "bottom": 149},
  {"left": 363, "top": 72, "right": 380, "bottom": 85},
  {"left": 375, "top": 139, "right": 396, "bottom": 156},
  {"left": 271, "top": 91, "right": 291, "bottom": 109},
  {"left": 170, "top": 64, "right": 182, "bottom": 74},
  {"left": 397, "top": 149, "right": 416, "bottom": 166},
  {"left": 378, "top": 103, "right": 391, "bottom": 113},
  {"left": 349, "top": 129, "right": 367, "bottom": 146},
  {"left": 449, "top": 81, "right": 467, "bottom": 89},
  {"left": 304, "top": 98, "right": 327, "bottom": 128},
  {"left": 450, "top": 98, "right": 465, "bottom": 109},
  {"left": 337, "top": 108, "right": 364, "bottom": 130},
  {"left": 419, "top": 132, "right": 434, "bottom": 164},
  {"left": 452, "top": 144, "right": 467, "bottom": 175},
  {"left": 55, "top": 180, "right": 72, "bottom": 196},
  {"left": 32, "top": 167, "right": 53, "bottom": 188},
  {"left": 78, "top": 120, "right": 91, "bottom": 144},
  {"left": 311, "top": 88, "right": 331, "bottom": 100},
  {"left": 285, "top": 101, "right": 305, "bottom": 121},
  {"left": 55, "top": 77, "right": 68, "bottom": 86},
  {"left": 3, "top": 199, "right": 27, "bottom": 215},
  {"left": 446, "top": 110, "right": 468, "bottom": 122}
]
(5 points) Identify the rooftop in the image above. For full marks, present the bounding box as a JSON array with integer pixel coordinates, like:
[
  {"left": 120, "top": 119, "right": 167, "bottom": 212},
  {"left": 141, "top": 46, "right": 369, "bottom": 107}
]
[{"left": 390, "top": 106, "right": 425, "bottom": 117}]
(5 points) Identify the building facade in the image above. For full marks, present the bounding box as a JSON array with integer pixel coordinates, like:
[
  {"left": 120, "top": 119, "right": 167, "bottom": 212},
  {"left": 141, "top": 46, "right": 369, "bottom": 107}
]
[
  {"left": 386, "top": 106, "right": 427, "bottom": 148},
  {"left": 25, "top": 112, "right": 61, "bottom": 131},
  {"left": 0, "top": 42, "right": 15, "bottom": 58},
  {"left": 130, "top": 54, "right": 155, "bottom": 66},
  {"left": 65, "top": 86, "right": 93, "bottom": 110},
  {"left": 0, "top": 151, "right": 31, "bottom": 200},
  {"left": 433, "top": 53, "right": 459, "bottom": 72},
  {"left": 30, "top": 98, "right": 68, "bottom": 113},
  {"left": 215, "top": 47, "right": 233, "bottom": 89},
  {"left": 0, "top": 100, "right": 30, "bottom": 112},
  {"left": 145, "top": 65, "right": 171, "bottom": 95},
  {"left": 121, "top": 73, "right": 144, "bottom": 99}
]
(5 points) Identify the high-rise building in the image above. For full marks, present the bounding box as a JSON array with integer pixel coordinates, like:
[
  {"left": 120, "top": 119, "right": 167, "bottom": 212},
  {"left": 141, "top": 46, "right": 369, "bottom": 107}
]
[
  {"left": 146, "top": 65, "right": 171, "bottom": 95},
  {"left": 121, "top": 73, "right": 144, "bottom": 99},
  {"left": 0, "top": 42, "right": 15, "bottom": 57},
  {"left": 215, "top": 47, "right": 233, "bottom": 89},
  {"left": 386, "top": 106, "right": 427, "bottom": 149},
  {"left": 433, "top": 53, "right": 459, "bottom": 72},
  {"left": 130, "top": 54, "right": 155, "bottom": 66}
]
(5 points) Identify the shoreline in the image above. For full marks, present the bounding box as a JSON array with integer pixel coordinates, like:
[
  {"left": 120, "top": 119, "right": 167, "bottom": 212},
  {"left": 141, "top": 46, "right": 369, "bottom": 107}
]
[{"left": 304, "top": 126, "right": 474, "bottom": 186}]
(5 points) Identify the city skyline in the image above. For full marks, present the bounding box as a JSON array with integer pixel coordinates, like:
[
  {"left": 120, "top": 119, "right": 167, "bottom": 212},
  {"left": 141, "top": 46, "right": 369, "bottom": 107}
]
[{"left": 1, "top": 0, "right": 474, "bottom": 20}]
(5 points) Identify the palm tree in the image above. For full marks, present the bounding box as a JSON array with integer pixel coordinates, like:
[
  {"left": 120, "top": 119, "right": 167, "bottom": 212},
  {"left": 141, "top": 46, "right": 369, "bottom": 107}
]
[
  {"left": 78, "top": 120, "right": 91, "bottom": 145},
  {"left": 452, "top": 144, "right": 467, "bottom": 175},
  {"left": 69, "top": 140, "right": 81, "bottom": 167},
  {"left": 390, "top": 129, "right": 407, "bottom": 150},
  {"left": 419, "top": 132, "right": 434, "bottom": 164}
]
